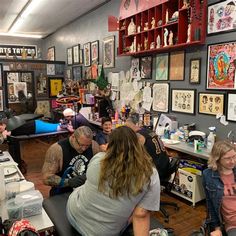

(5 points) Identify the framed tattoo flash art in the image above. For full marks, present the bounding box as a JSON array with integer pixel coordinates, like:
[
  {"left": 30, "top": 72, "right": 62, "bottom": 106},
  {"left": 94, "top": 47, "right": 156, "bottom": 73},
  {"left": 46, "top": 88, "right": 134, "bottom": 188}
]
[
  {"left": 155, "top": 53, "right": 169, "bottom": 81},
  {"left": 103, "top": 35, "right": 115, "bottom": 68},
  {"left": 47, "top": 46, "right": 55, "bottom": 61},
  {"left": 169, "top": 51, "right": 185, "bottom": 81},
  {"left": 140, "top": 56, "right": 152, "bottom": 79},
  {"left": 83, "top": 42, "right": 91, "bottom": 67},
  {"left": 171, "top": 89, "right": 195, "bottom": 114},
  {"left": 49, "top": 77, "right": 63, "bottom": 98},
  {"left": 189, "top": 58, "right": 201, "bottom": 84},
  {"left": 91, "top": 40, "right": 99, "bottom": 63},
  {"left": 207, "top": 0, "right": 236, "bottom": 35},
  {"left": 36, "top": 73, "right": 48, "bottom": 98},
  {"left": 131, "top": 58, "right": 139, "bottom": 79},
  {"left": 0, "top": 90, "right": 3, "bottom": 111},
  {"left": 67, "top": 47, "right": 73, "bottom": 66},
  {"left": 207, "top": 41, "right": 236, "bottom": 90},
  {"left": 152, "top": 83, "right": 169, "bottom": 113},
  {"left": 72, "top": 66, "right": 82, "bottom": 80},
  {"left": 72, "top": 44, "right": 80, "bottom": 65},
  {"left": 198, "top": 92, "right": 225, "bottom": 116},
  {"left": 226, "top": 92, "right": 236, "bottom": 122}
]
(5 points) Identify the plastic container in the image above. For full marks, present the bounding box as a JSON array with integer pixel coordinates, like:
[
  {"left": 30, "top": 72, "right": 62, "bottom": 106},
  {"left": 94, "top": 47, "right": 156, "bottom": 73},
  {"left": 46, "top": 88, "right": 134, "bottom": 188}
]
[
  {"left": 5, "top": 181, "right": 20, "bottom": 200},
  {"left": 15, "top": 190, "right": 43, "bottom": 218},
  {"left": 7, "top": 198, "right": 23, "bottom": 220}
]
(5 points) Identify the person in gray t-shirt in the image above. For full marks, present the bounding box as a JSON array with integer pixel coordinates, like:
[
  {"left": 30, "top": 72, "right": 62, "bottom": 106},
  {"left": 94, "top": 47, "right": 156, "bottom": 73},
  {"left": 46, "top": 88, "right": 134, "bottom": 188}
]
[{"left": 67, "top": 126, "right": 160, "bottom": 236}]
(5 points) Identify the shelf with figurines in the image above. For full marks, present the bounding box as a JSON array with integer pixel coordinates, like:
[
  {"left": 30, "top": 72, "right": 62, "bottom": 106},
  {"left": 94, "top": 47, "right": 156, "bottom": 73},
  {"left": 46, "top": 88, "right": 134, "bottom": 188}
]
[{"left": 118, "top": 0, "right": 206, "bottom": 56}]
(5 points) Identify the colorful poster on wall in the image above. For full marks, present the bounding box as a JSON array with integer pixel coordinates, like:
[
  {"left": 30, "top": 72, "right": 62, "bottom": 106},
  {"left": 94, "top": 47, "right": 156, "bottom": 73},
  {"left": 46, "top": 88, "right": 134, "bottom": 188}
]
[{"left": 207, "top": 41, "right": 236, "bottom": 89}]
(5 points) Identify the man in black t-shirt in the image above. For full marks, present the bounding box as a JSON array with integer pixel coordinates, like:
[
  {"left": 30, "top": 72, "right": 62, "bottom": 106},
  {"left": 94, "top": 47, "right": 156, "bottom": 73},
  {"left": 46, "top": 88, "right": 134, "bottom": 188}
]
[
  {"left": 125, "top": 113, "right": 170, "bottom": 182},
  {"left": 42, "top": 126, "right": 100, "bottom": 196}
]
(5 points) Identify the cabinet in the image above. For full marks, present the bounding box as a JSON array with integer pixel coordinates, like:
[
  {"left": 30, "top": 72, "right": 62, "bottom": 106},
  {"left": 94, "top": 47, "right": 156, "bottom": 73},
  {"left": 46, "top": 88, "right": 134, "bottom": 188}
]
[{"left": 118, "top": 0, "right": 207, "bottom": 55}]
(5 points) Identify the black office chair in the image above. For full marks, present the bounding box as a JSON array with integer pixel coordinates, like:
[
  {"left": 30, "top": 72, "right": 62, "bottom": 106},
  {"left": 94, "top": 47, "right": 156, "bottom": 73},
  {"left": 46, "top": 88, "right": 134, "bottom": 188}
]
[{"left": 160, "top": 157, "right": 180, "bottom": 223}]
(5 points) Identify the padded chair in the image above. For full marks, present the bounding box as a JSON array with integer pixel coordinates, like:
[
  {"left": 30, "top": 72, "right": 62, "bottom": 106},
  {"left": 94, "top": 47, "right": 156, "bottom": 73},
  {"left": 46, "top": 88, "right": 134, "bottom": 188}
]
[{"left": 159, "top": 157, "right": 180, "bottom": 223}]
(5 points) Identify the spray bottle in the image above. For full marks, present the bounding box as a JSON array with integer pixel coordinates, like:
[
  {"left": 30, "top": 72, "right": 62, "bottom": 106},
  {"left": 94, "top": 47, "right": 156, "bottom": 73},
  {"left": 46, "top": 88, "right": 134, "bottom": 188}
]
[{"left": 207, "top": 126, "right": 216, "bottom": 150}]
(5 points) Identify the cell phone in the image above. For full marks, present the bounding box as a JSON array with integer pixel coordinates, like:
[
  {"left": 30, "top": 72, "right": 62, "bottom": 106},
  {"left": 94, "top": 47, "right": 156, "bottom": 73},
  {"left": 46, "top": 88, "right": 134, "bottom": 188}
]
[{"left": 0, "top": 157, "right": 10, "bottom": 162}]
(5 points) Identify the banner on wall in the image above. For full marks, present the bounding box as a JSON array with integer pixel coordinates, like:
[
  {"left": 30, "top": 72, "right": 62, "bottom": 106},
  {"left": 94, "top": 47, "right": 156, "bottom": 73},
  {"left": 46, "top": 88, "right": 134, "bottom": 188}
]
[{"left": 0, "top": 44, "right": 37, "bottom": 58}]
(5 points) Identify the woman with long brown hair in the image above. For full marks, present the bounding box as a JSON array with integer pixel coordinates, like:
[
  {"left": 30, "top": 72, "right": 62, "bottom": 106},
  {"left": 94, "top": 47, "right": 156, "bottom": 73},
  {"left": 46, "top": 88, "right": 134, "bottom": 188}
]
[{"left": 67, "top": 126, "right": 160, "bottom": 236}]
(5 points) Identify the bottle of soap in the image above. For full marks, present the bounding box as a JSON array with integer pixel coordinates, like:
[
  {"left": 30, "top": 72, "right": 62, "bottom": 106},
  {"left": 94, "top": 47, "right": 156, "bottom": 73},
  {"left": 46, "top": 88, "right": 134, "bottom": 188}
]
[{"left": 207, "top": 127, "right": 216, "bottom": 150}]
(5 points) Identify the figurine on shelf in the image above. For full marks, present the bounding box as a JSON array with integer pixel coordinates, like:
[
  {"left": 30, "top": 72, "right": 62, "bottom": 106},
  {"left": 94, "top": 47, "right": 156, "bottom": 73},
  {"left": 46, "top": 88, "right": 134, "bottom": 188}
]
[
  {"left": 151, "top": 17, "right": 155, "bottom": 29},
  {"left": 166, "top": 9, "right": 169, "bottom": 24},
  {"left": 182, "top": 0, "right": 189, "bottom": 9},
  {"left": 144, "top": 37, "right": 148, "bottom": 50},
  {"left": 144, "top": 22, "right": 149, "bottom": 31},
  {"left": 128, "top": 18, "right": 136, "bottom": 35},
  {"left": 187, "top": 24, "right": 191, "bottom": 43},
  {"left": 133, "top": 36, "right": 136, "bottom": 52},
  {"left": 150, "top": 42, "right": 155, "bottom": 49},
  {"left": 130, "top": 42, "right": 135, "bottom": 52},
  {"left": 156, "top": 35, "right": 161, "bottom": 48},
  {"left": 137, "top": 25, "right": 141, "bottom": 33},
  {"left": 164, "top": 28, "right": 169, "bottom": 47},
  {"left": 171, "top": 11, "right": 179, "bottom": 21},
  {"left": 21, "top": 47, "right": 27, "bottom": 59},
  {"left": 137, "top": 43, "right": 141, "bottom": 52},
  {"left": 168, "top": 30, "right": 173, "bottom": 46},
  {"left": 157, "top": 20, "right": 162, "bottom": 26}
]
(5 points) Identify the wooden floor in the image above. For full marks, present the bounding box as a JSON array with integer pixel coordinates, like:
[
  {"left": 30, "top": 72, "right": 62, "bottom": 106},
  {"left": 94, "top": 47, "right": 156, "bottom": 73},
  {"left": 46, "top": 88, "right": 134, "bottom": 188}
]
[{"left": 4, "top": 139, "right": 207, "bottom": 236}]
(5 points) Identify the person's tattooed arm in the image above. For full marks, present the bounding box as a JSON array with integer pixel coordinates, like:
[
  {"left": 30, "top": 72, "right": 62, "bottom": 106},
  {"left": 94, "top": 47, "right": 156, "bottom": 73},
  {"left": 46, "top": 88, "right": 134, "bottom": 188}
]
[{"left": 42, "top": 143, "right": 67, "bottom": 187}]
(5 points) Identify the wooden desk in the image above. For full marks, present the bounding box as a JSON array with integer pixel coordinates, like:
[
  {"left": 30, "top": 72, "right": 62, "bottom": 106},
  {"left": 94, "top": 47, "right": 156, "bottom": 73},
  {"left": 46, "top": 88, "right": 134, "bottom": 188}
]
[
  {"left": 163, "top": 141, "right": 211, "bottom": 161},
  {"left": 0, "top": 151, "right": 54, "bottom": 233}
]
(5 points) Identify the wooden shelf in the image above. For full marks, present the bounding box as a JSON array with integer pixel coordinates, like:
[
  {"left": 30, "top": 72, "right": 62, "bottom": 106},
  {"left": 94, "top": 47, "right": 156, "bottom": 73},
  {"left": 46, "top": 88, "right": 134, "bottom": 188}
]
[{"left": 118, "top": 0, "right": 207, "bottom": 56}]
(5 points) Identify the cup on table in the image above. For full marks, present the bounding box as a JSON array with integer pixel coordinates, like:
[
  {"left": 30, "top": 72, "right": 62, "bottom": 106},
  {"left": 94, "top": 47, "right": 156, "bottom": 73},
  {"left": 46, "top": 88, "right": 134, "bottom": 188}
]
[{"left": 5, "top": 181, "right": 20, "bottom": 200}]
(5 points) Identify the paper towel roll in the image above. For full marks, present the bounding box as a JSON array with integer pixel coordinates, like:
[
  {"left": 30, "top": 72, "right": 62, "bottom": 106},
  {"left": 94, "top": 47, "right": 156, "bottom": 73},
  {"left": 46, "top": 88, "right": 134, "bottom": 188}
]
[{"left": 0, "top": 166, "right": 6, "bottom": 200}]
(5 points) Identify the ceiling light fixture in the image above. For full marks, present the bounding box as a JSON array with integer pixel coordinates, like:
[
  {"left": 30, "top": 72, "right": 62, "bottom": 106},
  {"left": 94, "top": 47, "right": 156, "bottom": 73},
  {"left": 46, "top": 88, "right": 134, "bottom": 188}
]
[
  {"left": 8, "top": 0, "right": 42, "bottom": 38},
  {"left": 0, "top": 32, "right": 42, "bottom": 39}
]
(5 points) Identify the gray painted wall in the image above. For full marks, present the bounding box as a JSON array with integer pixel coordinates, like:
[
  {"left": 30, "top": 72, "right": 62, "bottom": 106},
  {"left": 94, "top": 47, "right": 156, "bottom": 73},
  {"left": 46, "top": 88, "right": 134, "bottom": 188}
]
[{"left": 2, "top": 0, "right": 235, "bottom": 140}]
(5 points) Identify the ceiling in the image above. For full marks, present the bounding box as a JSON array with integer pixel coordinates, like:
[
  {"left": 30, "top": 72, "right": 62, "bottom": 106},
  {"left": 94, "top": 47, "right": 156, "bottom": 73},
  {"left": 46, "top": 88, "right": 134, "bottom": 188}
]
[{"left": 0, "top": 0, "right": 110, "bottom": 38}]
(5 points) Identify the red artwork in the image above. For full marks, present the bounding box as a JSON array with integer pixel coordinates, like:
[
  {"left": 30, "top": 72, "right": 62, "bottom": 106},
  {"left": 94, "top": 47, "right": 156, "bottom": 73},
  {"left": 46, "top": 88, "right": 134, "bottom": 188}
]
[
  {"left": 207, "top": 42, "right": 236, "bottom": 90},
  {"left": 119, "top": 0, "right": 137, "bottom": 19},
  {"left": 137, "top": 0, "right": 167, "bottom": 12}
]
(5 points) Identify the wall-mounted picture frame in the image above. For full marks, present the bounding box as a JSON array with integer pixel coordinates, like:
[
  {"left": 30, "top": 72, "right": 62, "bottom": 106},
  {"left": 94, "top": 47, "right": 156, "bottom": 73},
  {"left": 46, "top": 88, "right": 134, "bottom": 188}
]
[
  {"left": 47, "top": 64, "right": 55, "bottom": 76},
  {"left": 131, "top": 58, "right": 139, "bottom": 79},
  {"left": 198, "top": 92, "right": 225, "bottom": 116},
  {"left": 36, "top": 73, "right": 48, "bottom": 98},
  {"left": 189, "top": 58, "right": 201, "bottom": 84},
  {"left": 47, "top": 46, "right": 55, "bottom": 61},
  {"left": 72, "top": 44, "right": 80, "bottom": 65},
  {"left": 0, "top": 64, "right": 2, "bottom": 87},
  {"left": 171, "top": 89, "right": 195, "bottom": 114},
  {"left": 152, "top": 83, "right": 169, "bottom": 113},
  {"left": 35, "top": 100, "right": 51, "bottom": 118},
  {"left": 140, "top": 56, "right": 152, "bottom": 79},
  {"left": 155, "top": 53, "right": 169, "bottom": 81},
  {"left": 0, "top": 90, "right": 3, "bottom": 111},
  {"left": 103, "top": 35, "right": 115, "bottom": 68},
  {"left": 207, "top": 41, "right": 236, "bottom": 90},
  {"left": 226, "top": 92, "right": 236, "bottom": 122},
  {"left": 79, "top": 49, "right": 84, "bottom": 64},
  {"left": 169, "top": 51, "right": 185, "bottom": 81},
  {"left": 72, "top": 66, "right": 83, "bottom": 80},
  {"left": 207, "top": 0, "right": 236, "bottom": 35},
  {"left": 49, "top": 77, "right": 63, "bottom": 98},
  {"left": 83, "top": 42, "right": 91, "bottom": 67},
  {"left": 66, "top": 69, "right": 71, "bottom": 79},
  {"left": 91, "top": 40, "right": 99, "bottom": 63},
  {"left": 67, "top": 47, "right": 73, "bottom": 66}
]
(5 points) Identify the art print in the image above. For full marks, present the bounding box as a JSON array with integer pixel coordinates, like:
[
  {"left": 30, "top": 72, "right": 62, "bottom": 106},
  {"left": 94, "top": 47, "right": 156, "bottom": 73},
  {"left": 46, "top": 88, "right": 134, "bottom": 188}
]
[
  {"left": 131, "top": 58, "right": 140, "bottom": 79},
  {"left": 171, "top": 89, "right": 195, "bottom": 114},
  {"left": 207, "top": 42, "right": 236, "bottom": 89},
  {"left": 67, "top": 48, "right": 73, "bottom": 66},
  {"left": 103, "top": 35, "right": 115, "bottom": 68},
  {"left": 91, "top": 40, "right": 99, "bottom": 63},
  {"left": 0, "top": 64, "right": 2, "bottom": 87},
  {"left": 79, "top": 49, "right": 84, "bottom": 64},
  {"left": 47, "top": 46, "right": 55, "bottom": 61},
  {"left": 73, "top": 66, "right": 82, "bottom": 80},
  {"left": 36, "top": 100, "right": 51, "bottom": 117},
  {"left": 21, "top": 73, "right": 32, "bottom": 83},
  {"left": 7, "top": 72, "right": 19, "bottom": 83},
  {"left": 208, "top": 0, "right": 236, "bottom": 35},
  {"left": 140, "top": 56, "right": 152, "bottom": 79},
  {"left": 152, "top": 83, "right": 169, "bottom": 112},
  {"left": 169, "top": 51, "right": 185, "bottom": 81},
  {"left": 49, "top": 78, "right": 63, "bottom": 97},
  {"left": 226, "top": 92, "right": 236, "bottom": 122},
  {"left": 155, "top": 53, "right": 169, "bottom": 81},
  {"left": 73, "top": 45, "right": 80, "bottom": 64},
  {"left": 47, "top": 64, "right": 55, "bottom": 76},
  {"left": 36, "top": 73, "right": 48, "bottom": 98},
  {"left": 198, "top": 92, "right": 225, "bottom": 116},
  {"left": 189, "top": 58, "right": 201, "bottom": 84},
  {"left": 83, "top": 42, "right": 91, "bottom": 67},
  {"left": 13, "top": 82, "right": 27, "bottom": 103},
  {"left": 0, "top": 90, "right": 3, "bottom": 111}
]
